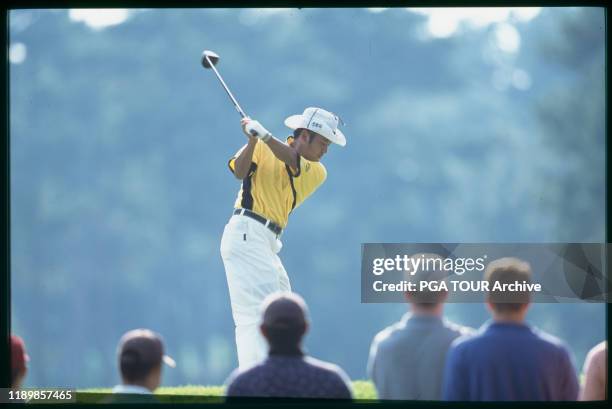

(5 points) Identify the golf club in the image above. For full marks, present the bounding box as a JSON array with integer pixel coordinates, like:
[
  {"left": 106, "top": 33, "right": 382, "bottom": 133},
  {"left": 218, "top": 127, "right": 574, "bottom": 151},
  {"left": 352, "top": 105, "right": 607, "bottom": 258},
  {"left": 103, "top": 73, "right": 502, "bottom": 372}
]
[{"left": 201, "top": 50, "right": 250, "bottom": 120}]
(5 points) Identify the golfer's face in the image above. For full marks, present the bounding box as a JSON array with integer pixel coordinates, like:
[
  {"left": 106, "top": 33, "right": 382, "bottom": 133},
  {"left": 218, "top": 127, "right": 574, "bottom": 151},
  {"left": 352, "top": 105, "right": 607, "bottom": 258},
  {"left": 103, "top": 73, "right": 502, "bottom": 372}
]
[{"left": 306, "top": 133, "right": 331, "bottom": 161}]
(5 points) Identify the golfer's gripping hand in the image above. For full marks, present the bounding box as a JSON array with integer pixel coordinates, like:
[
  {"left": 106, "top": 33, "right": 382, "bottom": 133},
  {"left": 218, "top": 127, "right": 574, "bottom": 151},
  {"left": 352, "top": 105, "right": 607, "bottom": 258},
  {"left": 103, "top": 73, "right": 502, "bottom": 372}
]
[{"left": 241, "top": 118, "right": 272, "bottom": 142}]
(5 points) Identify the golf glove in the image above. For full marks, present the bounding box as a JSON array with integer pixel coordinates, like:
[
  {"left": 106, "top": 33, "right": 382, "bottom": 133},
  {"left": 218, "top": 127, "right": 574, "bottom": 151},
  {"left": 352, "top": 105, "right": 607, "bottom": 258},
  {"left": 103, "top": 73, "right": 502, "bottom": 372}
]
[{"left": 245, "top": 120, "right": 272, "bottom": 142}]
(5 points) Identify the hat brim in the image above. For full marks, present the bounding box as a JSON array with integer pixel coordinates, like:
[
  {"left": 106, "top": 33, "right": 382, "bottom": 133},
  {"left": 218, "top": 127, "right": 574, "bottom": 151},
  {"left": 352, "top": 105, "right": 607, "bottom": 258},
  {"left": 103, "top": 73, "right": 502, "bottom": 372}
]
[
  {"left": 284, "top": 114, "right": 304, "bottom": 131},
  {"left": 284, "top": 115, "right": 346, "bottom": 147},
  {"left": 163, "top": 355, "right": 176, "bottom": 368}
]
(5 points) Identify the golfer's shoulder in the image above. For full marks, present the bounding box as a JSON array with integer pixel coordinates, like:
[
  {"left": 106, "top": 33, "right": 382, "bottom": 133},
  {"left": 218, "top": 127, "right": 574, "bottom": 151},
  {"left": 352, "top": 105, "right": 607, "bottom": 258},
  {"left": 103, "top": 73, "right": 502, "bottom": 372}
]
[
  {"left": 300, "top": 159, "right": 327, "bottom": 180},
  {"left": 314, "top": 161, "right": 327, "bottom": 179}
]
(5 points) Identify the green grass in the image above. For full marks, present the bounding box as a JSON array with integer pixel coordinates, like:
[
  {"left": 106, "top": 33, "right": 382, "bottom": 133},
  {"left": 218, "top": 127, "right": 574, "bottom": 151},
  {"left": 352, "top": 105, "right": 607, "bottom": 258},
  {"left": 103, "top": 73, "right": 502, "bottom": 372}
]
[
  {"left": 82, "top": 385, "right": 225, "bottom": 396},
  {"left": 79, "top": 381, "right": 378, "bottom": 402},
  {"left": 351, "top": 380, "right": 378, "bottom": 400}
]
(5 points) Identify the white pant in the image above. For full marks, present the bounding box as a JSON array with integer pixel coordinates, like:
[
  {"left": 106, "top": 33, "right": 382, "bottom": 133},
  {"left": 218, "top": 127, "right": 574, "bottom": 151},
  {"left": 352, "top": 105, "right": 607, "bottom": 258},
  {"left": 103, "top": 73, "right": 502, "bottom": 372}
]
[{"left": 220, "top": 214, "right": 291, "bottom": 369}]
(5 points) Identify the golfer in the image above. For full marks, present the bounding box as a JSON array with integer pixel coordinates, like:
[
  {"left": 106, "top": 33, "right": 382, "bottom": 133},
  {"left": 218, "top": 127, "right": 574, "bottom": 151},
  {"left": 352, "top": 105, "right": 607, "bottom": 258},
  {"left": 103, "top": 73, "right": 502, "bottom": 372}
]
[{"left": 220, "top": 107, "right": 346, "bottom": 369}]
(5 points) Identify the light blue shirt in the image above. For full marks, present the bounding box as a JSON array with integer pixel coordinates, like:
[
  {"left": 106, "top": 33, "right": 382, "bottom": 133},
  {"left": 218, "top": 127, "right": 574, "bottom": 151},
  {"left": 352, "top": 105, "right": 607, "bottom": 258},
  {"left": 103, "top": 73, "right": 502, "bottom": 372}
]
[{"left": 368, "top": 313, "right": 473, "bottom": 400}]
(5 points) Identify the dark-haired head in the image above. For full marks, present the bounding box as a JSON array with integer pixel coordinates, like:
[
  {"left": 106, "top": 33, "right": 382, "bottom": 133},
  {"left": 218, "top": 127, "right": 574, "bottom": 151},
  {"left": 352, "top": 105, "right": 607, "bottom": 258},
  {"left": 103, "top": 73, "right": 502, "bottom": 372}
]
[{"left": 260, "top": 292, "right": 310, "bottom": 356}]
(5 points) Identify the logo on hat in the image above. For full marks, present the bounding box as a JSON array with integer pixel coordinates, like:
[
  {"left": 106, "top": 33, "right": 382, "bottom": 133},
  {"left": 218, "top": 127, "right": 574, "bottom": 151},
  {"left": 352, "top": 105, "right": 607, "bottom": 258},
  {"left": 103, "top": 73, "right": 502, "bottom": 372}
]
[{"left": 284, "top": 107, "right": 347, "bottom": 147}]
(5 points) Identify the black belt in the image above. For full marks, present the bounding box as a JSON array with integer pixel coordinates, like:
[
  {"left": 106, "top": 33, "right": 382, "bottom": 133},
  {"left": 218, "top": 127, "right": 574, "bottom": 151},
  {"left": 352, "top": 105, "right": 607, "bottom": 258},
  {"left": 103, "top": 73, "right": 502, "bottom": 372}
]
[{"left": 233, "top": 208, "right": 283, "bottom": 236}]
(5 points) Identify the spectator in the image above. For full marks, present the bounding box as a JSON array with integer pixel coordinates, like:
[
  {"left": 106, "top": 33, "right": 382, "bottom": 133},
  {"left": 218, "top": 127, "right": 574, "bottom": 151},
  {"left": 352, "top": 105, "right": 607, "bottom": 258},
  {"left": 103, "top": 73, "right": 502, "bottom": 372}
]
[
  {"left": 580, "top": 341, "right": 607, "bottom": 400},
  {"left": 225, "top": 292, "right": 352, "bottom": 399},
  {"left": 442, "top": 257, "right": 579, "bottom": 401},
  {"left": 367, "top": 253, "right": 473, "bottom": 400},
  {"left": 11, "top": 335, "right": 29, "bottom": 389},
  {"left": 107, "top": 329, "right": 175, "bottom": 403}
]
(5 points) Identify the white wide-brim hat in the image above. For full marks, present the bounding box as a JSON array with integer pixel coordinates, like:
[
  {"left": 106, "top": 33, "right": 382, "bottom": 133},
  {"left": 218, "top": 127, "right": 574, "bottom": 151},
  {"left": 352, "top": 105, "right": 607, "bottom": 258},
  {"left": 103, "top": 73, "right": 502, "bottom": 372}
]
[{"left": 284, "top": 107, "right": 346, "bottom": 147}]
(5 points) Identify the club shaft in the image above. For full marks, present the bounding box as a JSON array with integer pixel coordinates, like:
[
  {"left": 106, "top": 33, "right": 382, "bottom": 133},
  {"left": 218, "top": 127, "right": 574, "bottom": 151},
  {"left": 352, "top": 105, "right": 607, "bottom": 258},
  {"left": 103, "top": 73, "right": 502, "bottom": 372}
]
[{"left": 205, "top": 55, "right": 247, "bottom": 118}]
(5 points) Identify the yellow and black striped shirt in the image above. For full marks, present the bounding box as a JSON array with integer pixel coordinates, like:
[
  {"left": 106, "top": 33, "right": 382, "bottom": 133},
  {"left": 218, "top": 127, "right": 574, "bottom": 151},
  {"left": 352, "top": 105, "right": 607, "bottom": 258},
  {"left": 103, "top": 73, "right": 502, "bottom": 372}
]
[{"left": 228, "top": 138, "right": 327, "bottom": 228}]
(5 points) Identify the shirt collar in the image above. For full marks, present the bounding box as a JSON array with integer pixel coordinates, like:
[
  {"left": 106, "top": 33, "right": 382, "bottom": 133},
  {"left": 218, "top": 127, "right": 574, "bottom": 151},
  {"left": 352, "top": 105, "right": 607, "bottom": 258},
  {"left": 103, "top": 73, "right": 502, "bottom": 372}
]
[
  {"left": 112, "top": 384, "right": 152, "bottom": 395},
  {"left": 269, "top": 345, "right": 304, "bottom": 357},
  {"left": 268, "top": 353, "right": 305, "bottom": 362},
  {"left": 485, "top": 319, "right": 531, "bottom": 331}
]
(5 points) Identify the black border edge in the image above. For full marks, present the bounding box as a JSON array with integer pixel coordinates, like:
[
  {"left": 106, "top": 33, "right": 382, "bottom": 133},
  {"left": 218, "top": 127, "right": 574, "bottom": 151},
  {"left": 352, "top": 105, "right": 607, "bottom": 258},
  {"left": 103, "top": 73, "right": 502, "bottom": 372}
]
[
  {"left": 0, "top": 3, "right": 610, "bottom": 408},
  {"left": 1, "top": 4, "right": 11, "bottom": 391}
]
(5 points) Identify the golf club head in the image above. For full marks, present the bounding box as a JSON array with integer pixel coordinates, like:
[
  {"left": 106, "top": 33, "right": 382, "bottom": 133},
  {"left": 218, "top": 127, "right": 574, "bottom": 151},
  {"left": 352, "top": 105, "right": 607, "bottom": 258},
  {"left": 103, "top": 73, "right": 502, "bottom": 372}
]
[{"left": 201, "top": 50, "right": 220, "bottom": 69}]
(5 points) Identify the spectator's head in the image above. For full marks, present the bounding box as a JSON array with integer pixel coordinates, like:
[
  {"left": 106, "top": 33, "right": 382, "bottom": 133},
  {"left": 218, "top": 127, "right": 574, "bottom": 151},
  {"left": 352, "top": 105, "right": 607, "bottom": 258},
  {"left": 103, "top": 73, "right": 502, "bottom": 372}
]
[
  {"left": 484, "top": 257, "right": 532, "bottom": 321},
  {"left": 260, "top": 292, "right": 309, "bottom": 355},
  {"left": 117, "top": 329, "right": 175, "bottom": 392},
  {"left": 404, "top": 253, "right": 449, "bottom": 315},
  {"left": 10, "top": 335, "right": 29, "bottom": 389}
]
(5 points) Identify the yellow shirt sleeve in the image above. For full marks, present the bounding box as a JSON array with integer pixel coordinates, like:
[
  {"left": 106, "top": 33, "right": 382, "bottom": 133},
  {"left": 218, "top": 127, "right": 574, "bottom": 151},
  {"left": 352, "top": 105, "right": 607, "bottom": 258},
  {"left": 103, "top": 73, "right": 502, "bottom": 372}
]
[{"left": 227, "top": 141, "right": 263, "bottom": 175}]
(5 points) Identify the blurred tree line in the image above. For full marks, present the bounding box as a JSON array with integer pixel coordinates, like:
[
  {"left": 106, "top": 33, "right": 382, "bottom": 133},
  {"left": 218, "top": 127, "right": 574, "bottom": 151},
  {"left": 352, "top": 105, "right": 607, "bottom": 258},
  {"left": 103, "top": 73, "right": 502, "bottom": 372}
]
[{"left": 9, "top": 8, "right": 605, "bottom": 387}]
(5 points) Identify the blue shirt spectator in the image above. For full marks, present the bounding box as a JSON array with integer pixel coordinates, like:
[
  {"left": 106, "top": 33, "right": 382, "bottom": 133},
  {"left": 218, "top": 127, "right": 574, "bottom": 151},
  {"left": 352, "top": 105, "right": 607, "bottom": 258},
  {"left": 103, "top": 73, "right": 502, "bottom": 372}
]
[
  {"left": 442, "top": 257, "right": 579, "bottom": 401},
  {"left": 442, "top": 321, "right": 579, "bottom": 401}
]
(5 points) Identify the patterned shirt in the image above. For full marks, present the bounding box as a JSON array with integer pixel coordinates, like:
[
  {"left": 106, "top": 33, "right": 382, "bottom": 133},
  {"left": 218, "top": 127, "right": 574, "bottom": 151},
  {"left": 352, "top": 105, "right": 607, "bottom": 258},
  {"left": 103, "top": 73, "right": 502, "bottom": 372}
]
[{"left": 226, "top": 354, "right": 352, "bottom": 399}]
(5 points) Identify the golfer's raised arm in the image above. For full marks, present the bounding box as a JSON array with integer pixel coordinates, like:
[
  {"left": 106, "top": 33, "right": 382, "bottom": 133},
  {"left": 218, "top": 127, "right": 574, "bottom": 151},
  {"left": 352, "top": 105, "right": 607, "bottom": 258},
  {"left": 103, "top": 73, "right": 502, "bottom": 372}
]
[
  {"left": 233, "top": 138, "right": 257, "bottom": 179},
  {"left": 262, "top": 137, "right": 298, "bottom": 170},
  {"left": 241, "top": 117, "right": 298, "bottom": 170}
]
